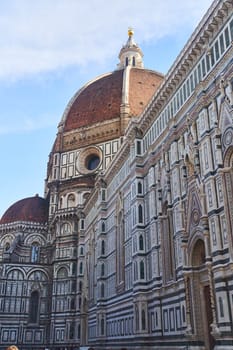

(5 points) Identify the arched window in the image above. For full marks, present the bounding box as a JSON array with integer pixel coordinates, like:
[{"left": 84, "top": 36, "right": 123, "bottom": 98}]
[
  {"left": 101, "top": 283, "right": 105, "bottom": 298},
  {"left": 138, "top": 204, "right": 143, "bottom": 223},
  {"left": 141, "top": 309, "right": 146, "bottom": 330},
  {"left": 134, "top": 261, "right": 138, "bottom": 281},
  {"left": 71, "top": 298, "right": 76, "bottom": 310},
  {"left": 192, "top": 239, "right": 205, "bottom": 266},
  {"left": 61, "top": 222, "right": 71, "bottom": 234},
  {"left": 132, "top": 56, "right": 136, "bottom": 66},
  {"left": 182, "top": 305, "right": 186, "bottom": 322},
  {"left": 140, "top": 260, "right": 145, "bottom": 279},
  {"left": 80, "top": 219, "right": 85, "bottom": 230},
  {"left": 136, "top": 140, "right": 142, "bottom": 155},
  {"left": 80, "top": 246, "right": 84, "bottom": 255},
  {"left": 137, "top": 182, "right": 143, "bottom": 194},
  {"left": 29, "top": 291, "right": 39, "bottom": 323},
  {"left": 219, "top": 296, "right": 224, "bottom": 317},
  {"left": 78, "top": 324, "right": 81, "bottom": 338},
  {"left": 101, "top": 316, "right": 105, "bottom": 335},
  {"left": 79, "top": 262, "right": 83, "bottom": 275},
  {"left": 139, "top": 235, "right": 144, "bottom": 250},
  {"left": 101, "top": 221, "right": 106, "bottom": 232},
  {"left": 125, "top": 57, "right": 129, "bottom": 66},
  {"left": 72, "top": 262, "right": 77, "bottom": 275},
  {"left": 57, "top": 267, "right": 68, "bottom": 278},
  {"left": 101, "top": 263, "right": 105, "bottom": 276},
  {"left": 69, "top": 322, "right": 75, "bottom": 339},
  {"left": 101, "top": 240, "right": 105, "bottom": 255},
  {"left": 155, "top": 311, "right": 158, "bottom": 326},
  {"left": 67, "top": 193, "right": 75, "bottom": 208},
  {"left": 79, "top": 281, "right": 82, "bottom": 292},
  {"left": 72, "top": 280, "right": 76, "bottom": 292},
  {"left": 31, "top": 243, "right": 40, "bottom": 263}
]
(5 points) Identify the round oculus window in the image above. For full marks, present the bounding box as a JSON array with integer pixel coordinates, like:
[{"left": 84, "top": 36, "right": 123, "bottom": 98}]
[
  {"left": 76, "top": 146, "right": 102, "bottom": 175},
  {"left": 86, "top": 154, "right": 100, "bottom": 170}
]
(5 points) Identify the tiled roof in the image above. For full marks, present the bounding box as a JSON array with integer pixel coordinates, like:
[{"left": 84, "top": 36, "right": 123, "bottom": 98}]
[
  {"left": 0, "top": 195, "right": 49, "bottom": 224},
  {"left": 129, "top": 68, "right": 163, "bottom": 116},
  {"left": 64, "top": 70, "right": 124, "bottom": 132},
  {"left": 63, "top": 68, "right": 163, "bottom": 132}
]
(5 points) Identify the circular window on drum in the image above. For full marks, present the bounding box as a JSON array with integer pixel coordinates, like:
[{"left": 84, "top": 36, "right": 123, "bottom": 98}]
[
  {"left": 76, "top": 146, "right": 102, "bottom": 175},
  {"left": 86, "top": 154, "right": 100, "bottom": 170}
]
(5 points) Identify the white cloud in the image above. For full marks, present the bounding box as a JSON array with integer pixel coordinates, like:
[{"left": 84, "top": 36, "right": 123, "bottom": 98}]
[{"left": 0, "top": 0, "right": 213, "bottom": 80}]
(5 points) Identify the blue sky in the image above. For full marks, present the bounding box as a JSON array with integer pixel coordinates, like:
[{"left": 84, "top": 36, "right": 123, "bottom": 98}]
[{"left": 0, "top": 0, "right": 214, "bottom": 218}]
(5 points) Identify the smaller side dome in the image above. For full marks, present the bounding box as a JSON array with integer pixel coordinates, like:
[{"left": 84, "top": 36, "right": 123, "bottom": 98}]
[{"left": 0, "top": 195, "right": 49, "bottom": 224}]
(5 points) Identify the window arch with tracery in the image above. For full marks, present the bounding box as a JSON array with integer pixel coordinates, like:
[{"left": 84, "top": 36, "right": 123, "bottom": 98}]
[
  {"left": 101, "top": 240, "right": 105, "bottom": 255},
  {"left": 138, "top": 204, "right": 143, "bottom": 223},
  {"left": 31, "top": 243, "right": 40, "bottom": 263},
  {"left": 139, "top": 234, "right": 144, "bottom": 251},
  {"left": 137, "top": 181, "right": 143, "bottom": 194},
  {"left": 61, "top": 222, "right": 71, "bottom": 235},
  {"left": 67, "top": 193, "right": 75, "bottom": 208},
  {"left": 140, "top": 260, "right": 145, "bottom": 280}
]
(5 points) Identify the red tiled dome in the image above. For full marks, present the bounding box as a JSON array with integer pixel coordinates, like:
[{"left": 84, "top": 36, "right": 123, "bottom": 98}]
[
  {"left": 62, "top": 68, "right": 163, "bottom": 132},
  {"left": 0, "top": 195, "right": 48, "bottom": 224},
  {"left": 64, "top": 70, "right": 124, "bottom": 132}
]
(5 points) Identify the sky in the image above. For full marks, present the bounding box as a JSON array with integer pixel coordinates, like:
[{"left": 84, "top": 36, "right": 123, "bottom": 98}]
[{"left": 0, "top": 0, "right": 214, "bottom": 218}]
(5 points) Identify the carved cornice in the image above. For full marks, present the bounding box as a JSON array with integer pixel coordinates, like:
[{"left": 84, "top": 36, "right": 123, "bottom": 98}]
[
  {"left": 138, "top": 0, "right": 232, "bottom": 136},
  {"left": 0, "top": 221, "right": 48, "bottom": 235},
  {"left": 62, "top": 118, "right": 120, "bottom": 152}
]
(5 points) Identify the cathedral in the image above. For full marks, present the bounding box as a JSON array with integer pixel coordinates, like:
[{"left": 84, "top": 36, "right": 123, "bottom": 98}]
[{"left": 1, "top": 1, "right": 233, "bottom": 349}]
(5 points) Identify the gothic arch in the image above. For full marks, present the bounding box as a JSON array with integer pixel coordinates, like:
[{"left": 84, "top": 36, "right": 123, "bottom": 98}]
[
  {"left": 185, "top": 233, "right": 215, "bottom": 349},
  {"left": 0, "top": 233, "right": 15, "bottom": 247},
  {"left": 56, "top": 266, "right": 69, "bottom": 278},
  {"left": 7, "top": 268, "right": 25, "bottom": 280},
  {"left": 223, "top": 145, "right": 233, "bottom": 167},
  {"left": 67, "top": 193, "right": 76, "bottom": 207},
  {"left": 191, "top": 238, "right": 206, "bottom": 267},
  {"left": 28, "top": 269, "right": 49, "bottom": 281},
  {"left": 186, "top": 186, "right": 203, "bottom": 239},
  {"left": 25, "top": 233, "right": 46, "bottom": 245},
  {"left": 187, "top": 230, "right": 205, "bottom": 266}
]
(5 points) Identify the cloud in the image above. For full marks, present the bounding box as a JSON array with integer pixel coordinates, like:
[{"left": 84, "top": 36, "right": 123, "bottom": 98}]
[
  {"left": 0, "top": 0, "right": 213, "bottom": 80},
  {"left": 0, "top": 112, "right": 57, "bottom": 135}
]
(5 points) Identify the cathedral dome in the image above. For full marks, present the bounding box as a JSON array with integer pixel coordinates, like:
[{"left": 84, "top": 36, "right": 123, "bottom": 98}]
[
  {"left": 0, "top": 195, "right": 49, "bottom": 224},
  {"left": 55, "top": 30, "right": 164, "bottom": 145},
  {"left": 62, "top": 67, "right": 163, "bottom": 132}
]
